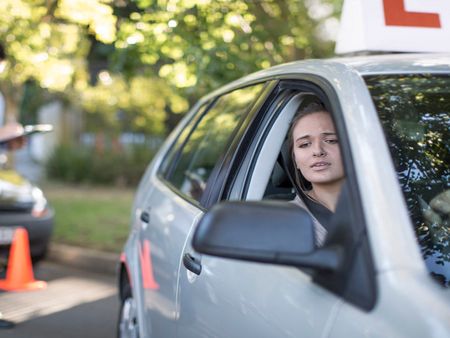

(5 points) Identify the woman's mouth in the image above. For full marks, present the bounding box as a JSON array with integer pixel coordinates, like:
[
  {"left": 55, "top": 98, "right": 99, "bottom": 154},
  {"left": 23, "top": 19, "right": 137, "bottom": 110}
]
[{"left": 310, "top": 161, "right": 331, "bottom": 170}]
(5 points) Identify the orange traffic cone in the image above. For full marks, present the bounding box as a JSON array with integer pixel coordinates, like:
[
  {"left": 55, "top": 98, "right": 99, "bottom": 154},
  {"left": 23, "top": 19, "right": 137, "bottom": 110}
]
[{"left": 0, "top": 227, "right": 46, "bottom": 291}]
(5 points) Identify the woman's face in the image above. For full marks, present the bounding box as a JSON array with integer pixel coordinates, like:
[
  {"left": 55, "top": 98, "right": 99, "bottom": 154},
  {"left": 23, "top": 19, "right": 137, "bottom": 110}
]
[{"left": 292, "top": 111, "right": 344, "bottom": 186}]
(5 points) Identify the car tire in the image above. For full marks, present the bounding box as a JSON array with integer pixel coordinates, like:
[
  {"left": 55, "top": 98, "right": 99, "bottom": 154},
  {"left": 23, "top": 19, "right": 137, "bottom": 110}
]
[{"left": 117, "top": 283, "right": 139, "bottom": 338}]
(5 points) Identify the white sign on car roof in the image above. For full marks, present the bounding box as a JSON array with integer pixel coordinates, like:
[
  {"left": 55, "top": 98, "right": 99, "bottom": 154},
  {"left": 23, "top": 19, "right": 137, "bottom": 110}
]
[{"left": 336, "top": 0, "right": 450, "bottom": 54}]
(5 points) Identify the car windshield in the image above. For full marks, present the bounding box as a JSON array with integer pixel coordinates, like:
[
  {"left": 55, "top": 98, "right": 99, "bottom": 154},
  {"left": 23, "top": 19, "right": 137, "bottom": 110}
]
[{"left": 365, "top": 74, "right": 450, "bottom": 287}]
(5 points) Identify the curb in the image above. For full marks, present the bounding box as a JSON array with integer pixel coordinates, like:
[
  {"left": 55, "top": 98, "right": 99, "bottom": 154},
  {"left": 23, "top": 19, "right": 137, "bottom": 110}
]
[{"left": 47, "top": 243, "right": 119, "bottom": 276}]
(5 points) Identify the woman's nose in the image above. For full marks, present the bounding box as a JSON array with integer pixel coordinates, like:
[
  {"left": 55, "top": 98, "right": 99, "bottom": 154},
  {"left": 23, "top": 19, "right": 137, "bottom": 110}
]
[{"left": 312, "top": 142, "right": 326, "bottom": 157}]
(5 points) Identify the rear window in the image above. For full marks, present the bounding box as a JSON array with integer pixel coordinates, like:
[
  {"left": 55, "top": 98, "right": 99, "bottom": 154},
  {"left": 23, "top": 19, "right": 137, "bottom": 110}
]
[
  {"left": 165, "top": 84, "right": 265, "bottom": 203},
  {"left": 365, "top": 74, "right": 450, "bottom": 287}
]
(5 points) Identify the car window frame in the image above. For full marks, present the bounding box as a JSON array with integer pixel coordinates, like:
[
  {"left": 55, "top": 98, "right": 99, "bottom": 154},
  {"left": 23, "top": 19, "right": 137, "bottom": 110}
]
[
  {"left": 201, "top": 80, "right": 279, "bottom": 208},
  {"left": 157, "top": 81, "right": 274, "bottom": 209},
  {"left": 219, "top": 76, "right": 378, "bottom": 311}
]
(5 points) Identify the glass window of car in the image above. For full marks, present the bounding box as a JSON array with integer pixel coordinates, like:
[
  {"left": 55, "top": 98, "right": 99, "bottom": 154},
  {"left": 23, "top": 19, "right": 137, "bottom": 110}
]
[
  {"left": 166, "top": 83, "right": 265, "bottom": 202},
  {"left": 158, "top": 102, "right": 211, "bottom": 176},
  {"left": 365, "top": 74, "right": 450, "bottom": 287}
]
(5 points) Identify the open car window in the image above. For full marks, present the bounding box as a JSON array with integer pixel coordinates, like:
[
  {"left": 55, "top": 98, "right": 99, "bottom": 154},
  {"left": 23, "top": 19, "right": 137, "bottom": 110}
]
[{"left": 238, "top": 85, "right": 376, "bottom": 309}]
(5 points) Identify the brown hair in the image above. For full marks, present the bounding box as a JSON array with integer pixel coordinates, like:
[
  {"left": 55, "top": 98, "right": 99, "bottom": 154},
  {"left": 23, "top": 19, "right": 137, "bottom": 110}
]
[{"left": 288, "top": 101, "right": 329, "bottom": 193}]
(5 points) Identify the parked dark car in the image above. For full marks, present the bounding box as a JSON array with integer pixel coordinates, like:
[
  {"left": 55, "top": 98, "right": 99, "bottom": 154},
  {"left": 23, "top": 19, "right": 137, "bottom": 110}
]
[{"left": 0, "top": 168, "right": 54, "bottom": 263}]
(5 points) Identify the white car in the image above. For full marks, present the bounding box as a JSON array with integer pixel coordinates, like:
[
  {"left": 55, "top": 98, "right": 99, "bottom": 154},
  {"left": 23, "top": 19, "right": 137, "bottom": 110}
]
[{"left": 117, "top": 54, "right": 450, "bottom": 338}]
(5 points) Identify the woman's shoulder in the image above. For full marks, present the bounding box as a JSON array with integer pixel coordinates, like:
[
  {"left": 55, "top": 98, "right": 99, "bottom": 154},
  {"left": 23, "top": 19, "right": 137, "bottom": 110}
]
[{"left": 290, "top": 194, "right": 307, "bottom": 208}]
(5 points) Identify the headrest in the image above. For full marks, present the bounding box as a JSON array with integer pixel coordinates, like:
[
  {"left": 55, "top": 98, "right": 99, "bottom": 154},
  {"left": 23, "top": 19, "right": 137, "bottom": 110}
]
[
  {"left": 271, "top": 139, "right": 296, "bottom": 189},
  {"left": 271, "top": 160, "right": 291, "bottom": 188},
  {"left": 297, "top": 94, "right": 323, "bottom": 110},
  {"left": 278, "top": 139, "right": 311, "bottom": 196}
]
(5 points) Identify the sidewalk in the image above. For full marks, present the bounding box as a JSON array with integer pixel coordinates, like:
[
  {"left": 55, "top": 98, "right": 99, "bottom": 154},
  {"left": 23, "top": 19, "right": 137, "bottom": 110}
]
[{"left": 47, "top": 243, "right": 119, "bottom": 276}]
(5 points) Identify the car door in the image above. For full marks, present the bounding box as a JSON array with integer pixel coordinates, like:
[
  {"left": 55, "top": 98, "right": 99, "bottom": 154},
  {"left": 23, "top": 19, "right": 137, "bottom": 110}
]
[
  {"left": 176, "top": 79, "right": 377, "bottom": 337},
  {"left": 131, "top": 102, "right": 209, "bottom": 338},
  {"left": 137, "top": 82, "right": 269, "bottom": 337}
]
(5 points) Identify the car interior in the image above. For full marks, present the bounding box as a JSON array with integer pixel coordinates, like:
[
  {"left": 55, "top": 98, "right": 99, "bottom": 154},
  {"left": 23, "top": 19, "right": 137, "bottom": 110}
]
[{"left": 263, "top": 140, "right": 296, "bottom": 201}]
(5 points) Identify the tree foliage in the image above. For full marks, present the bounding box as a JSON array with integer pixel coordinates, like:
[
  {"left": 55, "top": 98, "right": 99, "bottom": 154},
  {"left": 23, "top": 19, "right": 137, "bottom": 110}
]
[
  {"left": 0, "top": 0, "right": 343, "bottom": 134},
  {"left": 114, "top": 0, "right": 342, "bottom": 98},
  {"left": 0, "top": 0, "right": 116, "bottom": 121},
  {"left": 0, "top": 0, "right": 116, "bottom": 88}
]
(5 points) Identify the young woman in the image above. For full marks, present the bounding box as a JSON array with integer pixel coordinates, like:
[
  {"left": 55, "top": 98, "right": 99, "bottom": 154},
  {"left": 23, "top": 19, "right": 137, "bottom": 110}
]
[{"left": 288, "top": 102, "right": 345, "bottom": 246}]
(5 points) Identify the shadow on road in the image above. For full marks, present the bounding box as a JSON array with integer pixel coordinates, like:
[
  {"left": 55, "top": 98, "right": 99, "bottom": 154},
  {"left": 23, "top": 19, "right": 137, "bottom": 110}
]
[{"left": 1, "top": 295, "right": 118, "bottom": 338}]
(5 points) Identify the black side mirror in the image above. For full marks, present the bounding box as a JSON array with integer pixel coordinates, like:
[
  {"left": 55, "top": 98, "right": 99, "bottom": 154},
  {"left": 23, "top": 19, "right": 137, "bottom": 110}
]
[{"left": 193, "top": 201, "right": 342, "bottom": 271}]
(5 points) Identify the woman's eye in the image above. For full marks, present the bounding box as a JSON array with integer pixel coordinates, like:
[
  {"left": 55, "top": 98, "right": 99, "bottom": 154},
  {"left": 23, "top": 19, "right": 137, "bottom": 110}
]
[
  {"left": 325, "top": 139, "right": 338, "bottom": 144},
  {"left": 298, "top": 143, "right": 310, "bottom": 148}
]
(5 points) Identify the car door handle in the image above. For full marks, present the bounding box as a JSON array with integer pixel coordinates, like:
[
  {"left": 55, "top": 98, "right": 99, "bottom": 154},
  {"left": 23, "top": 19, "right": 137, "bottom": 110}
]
[
  {"left": 183, "top": 253, "right": 202, "bottom": 275},
  {"left": 140, "top": 211, "right": 150, "bottom": 223}
]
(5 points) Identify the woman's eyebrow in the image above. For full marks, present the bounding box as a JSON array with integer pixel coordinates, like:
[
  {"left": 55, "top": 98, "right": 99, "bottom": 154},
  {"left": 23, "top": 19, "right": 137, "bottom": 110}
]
[
  {"left": 296, "top": 132, "right": 336, "bottom": 142},
  {"left": 295, "top": 135, "right": 310, "bottom": 142}
]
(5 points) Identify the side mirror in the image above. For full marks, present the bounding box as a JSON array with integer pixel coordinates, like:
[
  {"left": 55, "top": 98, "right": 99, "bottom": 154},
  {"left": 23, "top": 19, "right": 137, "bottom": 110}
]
[{"left": 193, "top": 201, "right": 342, "bottom": 271}]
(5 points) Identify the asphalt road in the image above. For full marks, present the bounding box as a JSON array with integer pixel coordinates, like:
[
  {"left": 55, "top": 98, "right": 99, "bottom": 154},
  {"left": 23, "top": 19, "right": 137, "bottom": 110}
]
[{"left": 0, "top": 261, "right": 119, "bottom": 338}]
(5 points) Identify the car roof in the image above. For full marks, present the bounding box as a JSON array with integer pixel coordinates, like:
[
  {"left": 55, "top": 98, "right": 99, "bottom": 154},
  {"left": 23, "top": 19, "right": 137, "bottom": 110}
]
[
  {"left": 264, "top": 53, "right": 450, "bottom": 76},
  {"left": 203, "top": 53, "right": 450, "bottom": 102},
  {"left": 329, "top": 53, "right": 450, "bottom": 74}
]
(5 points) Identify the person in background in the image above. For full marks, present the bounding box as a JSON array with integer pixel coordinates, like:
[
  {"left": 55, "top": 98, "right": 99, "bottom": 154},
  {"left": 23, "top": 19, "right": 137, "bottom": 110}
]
[{"left": 0, "top": 122, "right": 26, "bottom": 151}]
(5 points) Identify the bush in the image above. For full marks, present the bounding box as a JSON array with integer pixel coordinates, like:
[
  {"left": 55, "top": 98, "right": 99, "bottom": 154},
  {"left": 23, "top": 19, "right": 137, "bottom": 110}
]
[{"left": 46, "top": 144, "right": 157, "bottom": 186}]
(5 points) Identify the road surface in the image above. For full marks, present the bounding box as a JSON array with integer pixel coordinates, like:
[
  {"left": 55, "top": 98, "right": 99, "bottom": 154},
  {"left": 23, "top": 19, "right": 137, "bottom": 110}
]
[{"left": 0, "top": 261, "right": 119, "bottom": 338}]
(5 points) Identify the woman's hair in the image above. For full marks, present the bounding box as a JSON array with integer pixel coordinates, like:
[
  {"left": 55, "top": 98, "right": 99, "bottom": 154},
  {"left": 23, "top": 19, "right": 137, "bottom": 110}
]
[{"left": 288, "top": 101, "right": 329, "bottom": 193}]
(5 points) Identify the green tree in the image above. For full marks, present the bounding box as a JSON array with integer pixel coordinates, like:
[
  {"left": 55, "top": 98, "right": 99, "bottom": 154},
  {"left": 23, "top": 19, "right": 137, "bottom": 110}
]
[
  {"left": 0, "top": 0, "right": 343, "bottom": 135},
  {"left": 111, "top": 0, "right": 342, "bottom": 130},
  {"left": 0, "top": 0, "right": 116, "bottom": 122}
]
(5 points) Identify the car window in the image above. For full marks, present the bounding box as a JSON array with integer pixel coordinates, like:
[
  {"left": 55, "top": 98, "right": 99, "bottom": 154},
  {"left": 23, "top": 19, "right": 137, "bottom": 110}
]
[
  {"left": 159, "top": 103, "right": 211, "bottom": 177},
  {"left": 365, "top": 74, "right": 450, "bottom": 287},
  {"left": 166, "top": 83, "right": 265, "bottom": 202}
]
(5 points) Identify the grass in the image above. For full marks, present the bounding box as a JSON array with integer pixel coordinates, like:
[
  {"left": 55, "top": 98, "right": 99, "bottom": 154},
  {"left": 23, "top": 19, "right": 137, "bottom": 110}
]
[{"left": 42, "top": 182, "right": 135, "bottom": 253}]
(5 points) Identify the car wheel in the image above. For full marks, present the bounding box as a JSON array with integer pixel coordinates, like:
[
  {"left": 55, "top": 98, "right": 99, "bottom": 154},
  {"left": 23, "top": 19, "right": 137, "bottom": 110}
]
[{"left": 117, "top": 284, "right": 139, "bottom": 338}]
